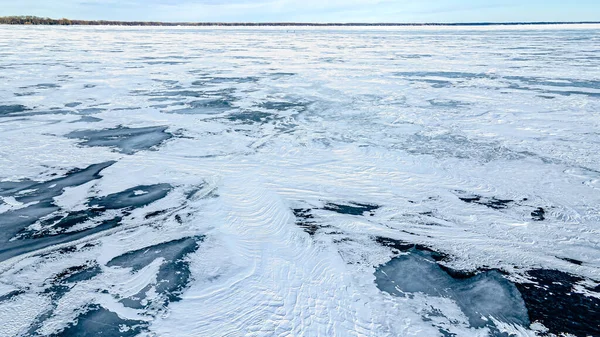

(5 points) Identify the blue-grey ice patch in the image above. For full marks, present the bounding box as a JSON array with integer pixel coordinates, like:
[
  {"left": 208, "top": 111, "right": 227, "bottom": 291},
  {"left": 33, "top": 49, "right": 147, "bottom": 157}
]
[
  {"left": 89, "top": 184, "right": 172, "bottom": 210},
  {"left": 153, "top": 90, "right": 204, "bottom": 98},
  {"left": 375, "top": 248, "right": 529, "bottom": 330},
  {"left": 0, "top": 162, "right": 176, "bottom": 262},
  {"left": 0, "top": 104, "right": 29, "bottom": 115},
  {"left": 70, "top": 116, "right": 102, "bottom": 123},
  {"left": 225, "top": 111, "right": 275, "bottom": 124},
  {"left": 66, "top": 126, "right": 173, "bottom": 154},
  {"left": 49, "top": 305, "right": 148, "bottom": 337},
  {"left": 0, "top": 161, "right": 115, "bottom": 204},
  {"left": 53, "top": 263, "right": 102, "bottom": 284},
  {"left": 76, "top": 107, "right": 106, "bottom": 115},
  {"left": 394, "top": 71, "right": 600, "bottom": 97},
  {"left": 427, "top": 99, "right": 470, "bottom": 108},
  {"left": 167, "top": 98, "right": 234, "bottom": 115},
  {"left": 0, "top": 161, "right": 114, "bottom": 261},
  {"left": 258, "top": 100, "right": 308, "bottom": 112},
  {"left": 107, "top": 236, "right": 203, "bottom": 306},
  {"left": 406, "top": 133, "right": 525, "bottom": 162},
  {"left": 19, "top": 83, "right": 60, "bottom": 90},
  {"left": 0, "top": 104, "right": 102, "bottom": 118},
  {"left": 191, "top": 76, "right": 258, "bottom": 86}
]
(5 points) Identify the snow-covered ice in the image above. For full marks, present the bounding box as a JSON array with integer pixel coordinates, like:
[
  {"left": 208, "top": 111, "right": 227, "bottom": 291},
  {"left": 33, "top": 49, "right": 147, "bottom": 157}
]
[{"left": 0, "top": 25, "right": 599, "bottom": 337}]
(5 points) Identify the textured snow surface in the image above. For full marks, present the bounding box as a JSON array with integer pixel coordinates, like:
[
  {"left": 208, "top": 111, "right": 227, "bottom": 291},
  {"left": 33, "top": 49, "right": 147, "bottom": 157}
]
[{"left": 0, "top": 25, "right": 599, "bottom": 336}]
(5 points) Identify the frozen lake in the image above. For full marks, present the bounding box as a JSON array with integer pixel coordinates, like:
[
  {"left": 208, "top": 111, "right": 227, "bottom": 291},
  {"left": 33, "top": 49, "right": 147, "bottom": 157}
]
[{"left": 0, "top": 25, "right": 599, "bottom": 336}]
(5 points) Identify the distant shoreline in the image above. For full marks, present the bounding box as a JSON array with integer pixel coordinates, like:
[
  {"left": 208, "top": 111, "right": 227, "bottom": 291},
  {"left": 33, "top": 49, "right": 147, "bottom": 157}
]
[{"left": 1, "top": 16, "right": 599, "bottom": 27}]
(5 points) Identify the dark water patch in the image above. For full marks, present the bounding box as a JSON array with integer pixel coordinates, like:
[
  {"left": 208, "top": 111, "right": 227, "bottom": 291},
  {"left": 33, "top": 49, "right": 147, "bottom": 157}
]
[
  {"left": 66, "top": 126, "right": 173, "bottom": 154},
  {"left": 323, "top": 202, "right": 379, "bottom": 216},
  {"left": 530, "top": 207, "right": 545, "bottom": 221},
  {"left": 65, "top": 102, "right": 82, "bottom": 108},
  {"left": 83, "top": 84, "right": 96, "bottom": 89},
  {"left": 90, "top": 184, "right": 172, "bottom": 210},
  {"left": 108, "top": 236, "right": 203, "bottom": 304},
  {"left": 375, "top": 248, "right": 529, "bottom": 331},
  {"left": 515, "top": 269, "right": 600, "bottom": 337},
  {"left": 0, "top": 104, "right": 30, "bottom": 115},
  {"left": 50, "top": 305, "right": 148, "bottom": 337}
]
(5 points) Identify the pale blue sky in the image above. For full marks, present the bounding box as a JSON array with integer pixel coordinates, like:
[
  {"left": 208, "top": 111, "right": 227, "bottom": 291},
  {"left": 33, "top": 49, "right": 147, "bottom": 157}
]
[{"left": 2, "top": 0, "right": 599, "bottom": 22}]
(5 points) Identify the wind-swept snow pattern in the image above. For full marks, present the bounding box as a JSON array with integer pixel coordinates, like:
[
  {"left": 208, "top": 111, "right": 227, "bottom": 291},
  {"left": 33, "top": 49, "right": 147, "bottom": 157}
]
[{"left": 1, "top": 25, "right": 600, "bottom": 337}]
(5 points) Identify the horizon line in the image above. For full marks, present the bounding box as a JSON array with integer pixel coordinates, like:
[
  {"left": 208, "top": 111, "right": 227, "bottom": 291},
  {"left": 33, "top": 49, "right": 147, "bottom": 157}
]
[{"left": 1, "top": 16, "right": 599, "bottom": 26}]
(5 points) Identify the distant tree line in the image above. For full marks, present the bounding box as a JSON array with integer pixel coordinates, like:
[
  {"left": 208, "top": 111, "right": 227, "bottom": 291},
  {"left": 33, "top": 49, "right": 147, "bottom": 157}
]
[{"left": 0, "top": 16, "right": 598, "bottom": 26}]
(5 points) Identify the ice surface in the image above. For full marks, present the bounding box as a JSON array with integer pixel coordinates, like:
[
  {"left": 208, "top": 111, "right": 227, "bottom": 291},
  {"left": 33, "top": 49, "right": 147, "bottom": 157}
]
[
  {"left": 1, "top": 25, "right": 599, "bottom": 337},
  {"left": 375, "top": 248, "right": 530, "bottom": 330}
]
